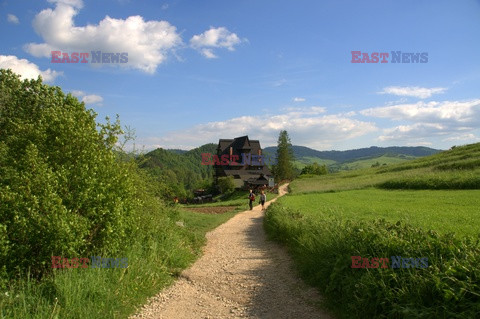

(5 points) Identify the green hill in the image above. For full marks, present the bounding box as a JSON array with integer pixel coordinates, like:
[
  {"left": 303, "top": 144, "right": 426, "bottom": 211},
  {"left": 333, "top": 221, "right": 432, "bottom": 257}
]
[
  {"left": 265, "top": 142, "right": 480, "bottom": 319},
  {"left": 138, "top": 143, "right": 217, "bottom": 198},
  {"left": 263, "top": 145, "right": 441, "bottom": 171},
  {"left": 292, "top": 142, "right": 480, "bottom": 193}
]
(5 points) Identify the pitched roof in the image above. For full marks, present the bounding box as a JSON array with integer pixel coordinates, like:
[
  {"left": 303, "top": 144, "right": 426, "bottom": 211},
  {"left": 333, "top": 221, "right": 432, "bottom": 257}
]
[{"left": 217, "top": 136, "right": 262, "bottom": 156}]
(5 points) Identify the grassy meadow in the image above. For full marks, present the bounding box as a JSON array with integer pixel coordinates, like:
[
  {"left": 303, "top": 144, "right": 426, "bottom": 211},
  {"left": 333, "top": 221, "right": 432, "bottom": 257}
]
[
  {"left": 281, "top": 189, "right": 480, "bottom": 237},
  {"left": 265, "top": 143, "right": 480, "bottom": 318},
  {"left": 0, "top": 205, "right": 239, "bottom": 319}
]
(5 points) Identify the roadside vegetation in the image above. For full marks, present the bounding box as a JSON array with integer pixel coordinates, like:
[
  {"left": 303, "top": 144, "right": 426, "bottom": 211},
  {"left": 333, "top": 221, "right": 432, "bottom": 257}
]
[
  {"left": 0, "top": 70, "right": 240, "bottom": 318},
  {"left": 265, "top": 142, "right": 480, "bottom": 318}
]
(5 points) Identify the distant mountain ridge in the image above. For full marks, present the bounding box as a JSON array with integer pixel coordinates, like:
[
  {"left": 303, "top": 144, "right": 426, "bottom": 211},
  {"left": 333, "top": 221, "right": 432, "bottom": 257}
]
[
  {"left": 263, "top": 145, "right": 442, "bottom": 163},
  {"left": 142, "top": 143, "right": 442, "bottom": 196}
]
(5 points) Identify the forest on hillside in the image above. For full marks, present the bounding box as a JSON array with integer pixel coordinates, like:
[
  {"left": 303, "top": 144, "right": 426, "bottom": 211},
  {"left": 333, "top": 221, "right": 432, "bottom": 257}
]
[{"left": 138, "top": 144, "right": 217, "bottom": 199}]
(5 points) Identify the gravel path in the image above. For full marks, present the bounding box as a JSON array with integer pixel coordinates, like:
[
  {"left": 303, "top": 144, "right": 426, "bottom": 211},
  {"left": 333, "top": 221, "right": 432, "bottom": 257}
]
[{"left": 131, "top": 184, "right": 332, "bottom": 319}]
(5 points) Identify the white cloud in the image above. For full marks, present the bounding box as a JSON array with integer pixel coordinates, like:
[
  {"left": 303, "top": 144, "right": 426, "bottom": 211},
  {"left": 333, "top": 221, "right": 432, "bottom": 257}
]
[
  {"left": 47, "top": 0, "right": 83, "bottom": 8},
  {"left": 361, "top": 100, "right": 480, "bottom": 124},
  {"left": 190, "top": 27, "right": 245, "bottom": 58},
  {"left": 136, "top": 106, "right": 377, "bottom": 150},
  {"left": 362, "top": 99, "right": 480, "bottom": 143},
  {"left": 24, "top": 1, "right": 182, "bottom": 73},
  {"left": 377, "top": 123, "right": 447, "bottom": 142},
  {"left": 442, "top": 133, "right": 478, "bottom": 142},
  {"left": 0, "top": 55, "right": 62, "bottom": 82},
  {"left": 7, "top": 14, "right": 19, "bottom": 24},
  {"left": 71, "top": 90, "right": 103, "bottom": 105},
  {"left": 82, "top": 94, "right": 103, "bottom": 105},
  {"left": 293, "top": 97, "right": 305, "bottom": 102},
  {"left": 379, "top": 86, "right": 447, "bottom": 99},
  {"left": 70, "top": 90, "right": 85, "bottom": 97}
]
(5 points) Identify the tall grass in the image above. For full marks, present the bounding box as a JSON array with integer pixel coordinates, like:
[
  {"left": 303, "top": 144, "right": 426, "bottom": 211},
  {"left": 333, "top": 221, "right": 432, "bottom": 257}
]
[
  {"left": 265, "top": 143, "right": 480, "bottom": 318},
  {"left": 0, "top": 180, "right": 240, "bottom": 318},
  {"left": 265, "top": 203, "right": 480, "bottom": 318}
]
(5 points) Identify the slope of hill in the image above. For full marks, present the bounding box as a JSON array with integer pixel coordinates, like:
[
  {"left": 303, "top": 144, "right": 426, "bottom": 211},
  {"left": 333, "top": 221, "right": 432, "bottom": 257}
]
[
  {"left": 138, "top": 143, "right": 217, "bottom": 198},
  {"left": 263, "top": 145, "right": 441, "bottom": 170},
  {"left": 266, "top": 142, "right": 480, "bottom": 319},
  {"left": 291, "top": 142, "right": 480, "bottom": 193},
  {"left": 139, "top": 143, "right": 443, "bottom": 196}
]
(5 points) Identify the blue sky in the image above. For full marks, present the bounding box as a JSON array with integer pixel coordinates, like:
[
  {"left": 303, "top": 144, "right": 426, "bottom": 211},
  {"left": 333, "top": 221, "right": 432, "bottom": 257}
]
[{"left": 1, "top": 0, "right": 480, "bottom": 151}]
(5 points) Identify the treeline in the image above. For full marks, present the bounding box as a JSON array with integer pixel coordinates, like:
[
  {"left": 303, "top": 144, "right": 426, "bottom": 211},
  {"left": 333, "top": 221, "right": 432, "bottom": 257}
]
[
  {"left": 138, "top": 144, "right": 216, "bottom": 199},
  {"left": 264, "top": 145, "right": 440, "bottom": 163}
]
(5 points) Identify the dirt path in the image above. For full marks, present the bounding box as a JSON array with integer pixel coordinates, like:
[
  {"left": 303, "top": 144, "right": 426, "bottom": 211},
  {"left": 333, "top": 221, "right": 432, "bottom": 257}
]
[{"left": 131, "top": 184, "right": 332, "bottom": 319}]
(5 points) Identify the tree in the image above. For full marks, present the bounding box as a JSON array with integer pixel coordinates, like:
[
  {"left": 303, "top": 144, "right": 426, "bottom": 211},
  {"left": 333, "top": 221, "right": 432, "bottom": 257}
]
[
  {"left": 274, "top": 130, "right": 295, "bottom": 181},
  {"left": 217, "top": 176, "right": 235, "bottom": 194},
  {"left": 300, "top": 162, "right": 328, "bottom": 175},
  {"left": 0, "top": 70, "right": 138, "bottom": 278}
]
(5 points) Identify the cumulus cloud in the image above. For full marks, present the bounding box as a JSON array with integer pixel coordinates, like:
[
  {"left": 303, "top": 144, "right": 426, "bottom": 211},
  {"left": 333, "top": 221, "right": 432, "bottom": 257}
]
[
  {"left": 190, "top": 27, "right": 245, "bottom": 58},
  {"left": 293, "top": 97, "right": 305, "bottom": 102},
  {"left": 24, "top": 0, "right": 182, "bottom": 73},
  {"left": 47, "top": 0, "right": 83, "bottom": 8},
  {"left": 137, "top": 106, "right": 377, "bottom": 150},
  {"left": 0, "top": 55, "right": 62, "bottom": 82},
  {"left": 362, "top": 99, "right": 480, "bottom": 142},
  {"left": 7, "top": 14, "right": 19, "bottom": 24},
  {"left": 361, "top": 100, "right": 480, "bottom": 124},
  {"left": 71, "top": 90, "right": 103, "bottom": 105},
  {"left": 379, "top": 86, "right": 446, "bottom": 99},
  {"left": 442, "top": 133, "right": 478, "bottom": 142}
]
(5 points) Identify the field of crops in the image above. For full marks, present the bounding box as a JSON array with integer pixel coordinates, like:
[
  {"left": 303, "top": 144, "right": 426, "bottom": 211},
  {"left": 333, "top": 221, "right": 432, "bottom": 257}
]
[{"left": 265, "top": 143, "right": 480, "bottom": 318}]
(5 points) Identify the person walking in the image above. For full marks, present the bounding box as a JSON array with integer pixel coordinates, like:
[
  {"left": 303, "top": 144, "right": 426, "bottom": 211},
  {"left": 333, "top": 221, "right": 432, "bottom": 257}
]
[
  {"left": 259, "top": 190, "right": 266, "bottom": 210},
  {"left": 248, "top": 189, "right": 255, "bottom": 210}
]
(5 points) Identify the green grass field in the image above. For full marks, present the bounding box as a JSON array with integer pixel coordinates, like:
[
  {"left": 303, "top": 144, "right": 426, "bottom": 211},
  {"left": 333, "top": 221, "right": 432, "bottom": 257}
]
[
  {"left": 265, "top": 142, "right": 480, "bottom": 318},
  {"left": 294, "top": 157, "right": 336, "bottom": 169},
  {"left": 0, "top": 200, "right": 243, "bottom": 319},
  {"left": 338, "top": 154, "right": 415, "bottom": 170},
  {"left": 280, "top": 189, "right": 480, "bottom": 237}
]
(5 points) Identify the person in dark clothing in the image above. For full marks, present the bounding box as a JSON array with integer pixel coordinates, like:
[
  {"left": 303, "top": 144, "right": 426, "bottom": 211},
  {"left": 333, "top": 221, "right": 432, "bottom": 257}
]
[
  {"left": 248, "top": 189, "right": 255, "bottom": 210},
  {"left": 259, "top": 190, "right": 266, "bottom": 210}
]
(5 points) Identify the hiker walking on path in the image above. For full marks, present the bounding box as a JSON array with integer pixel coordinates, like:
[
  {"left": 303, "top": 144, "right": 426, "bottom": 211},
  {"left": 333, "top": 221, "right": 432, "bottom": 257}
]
[
  {"left": 248, "top": 189, "right": 255, "bottom": 210},
  {"left": 259, "top": 190, "right": 266, "bottom": 210}
]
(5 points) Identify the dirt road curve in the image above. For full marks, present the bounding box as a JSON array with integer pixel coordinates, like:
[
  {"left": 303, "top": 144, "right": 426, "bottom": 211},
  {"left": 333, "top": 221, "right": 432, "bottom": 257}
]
[{"left": 131, "top": 184, "right": 331, "bottom": 319}]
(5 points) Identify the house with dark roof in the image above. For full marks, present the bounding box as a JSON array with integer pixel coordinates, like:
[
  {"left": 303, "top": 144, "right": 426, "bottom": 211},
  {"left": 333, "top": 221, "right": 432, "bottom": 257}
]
[{"left": 215, "top": 136, "right": 273, "bottom": 189}]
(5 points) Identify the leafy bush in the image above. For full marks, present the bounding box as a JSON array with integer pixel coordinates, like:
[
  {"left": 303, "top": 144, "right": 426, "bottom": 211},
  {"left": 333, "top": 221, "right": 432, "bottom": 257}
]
[
  {"left": 300, "top": 162, "right": 328, "bottom": 175},
  {"left": 264, "top": 202, "right": 480, "bottom": 318},
  {"left": 0, "top": 70, "right": 138, "bottom": 278},
  {"left": 217, "top": 176, "right": 235, "bottom": 194}
]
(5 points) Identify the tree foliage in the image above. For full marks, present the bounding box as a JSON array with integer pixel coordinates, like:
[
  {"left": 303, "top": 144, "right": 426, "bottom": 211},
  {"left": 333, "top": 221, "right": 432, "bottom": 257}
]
[
  {"left": 273, "top": 130, "right": 295, "bottom": 181},
  {"left": 0, "top": 70, "right": 138, "bottom": 278},
  {"left": 138, "top": 143, "right": 216, "bottom": 199},
  {"left": 300, "top": 162, "right": 328, "bottom": 176},
  {"left": 217, "top": 176, "right": 235, "bottom": 194}
]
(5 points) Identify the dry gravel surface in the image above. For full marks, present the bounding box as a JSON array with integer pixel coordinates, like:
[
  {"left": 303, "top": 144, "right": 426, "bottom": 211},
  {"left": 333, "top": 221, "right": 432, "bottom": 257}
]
[{"left": 131, "top": 184, "right": 332, "bottom": 319}]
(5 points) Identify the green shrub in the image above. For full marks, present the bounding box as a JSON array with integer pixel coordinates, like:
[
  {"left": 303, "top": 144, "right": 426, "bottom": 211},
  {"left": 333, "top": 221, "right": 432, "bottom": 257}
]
[
  {"left": 300, "top": 162, "right": 328, "bottom": 175},
  {"left": 217, "top": 176, "right": 235, "bottom": 194},
  {"left": 0, "top": 70, "right": 137, "bottom": 278},
  {"left": 264, "top": 202, "right": 480, "bottom": 318}
]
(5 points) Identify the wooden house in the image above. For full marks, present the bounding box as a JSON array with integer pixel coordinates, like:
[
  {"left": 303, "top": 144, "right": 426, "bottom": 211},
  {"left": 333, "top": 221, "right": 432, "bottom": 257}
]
[{"left": 215, "top": 136, "right": 272, "bottom": 189}]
